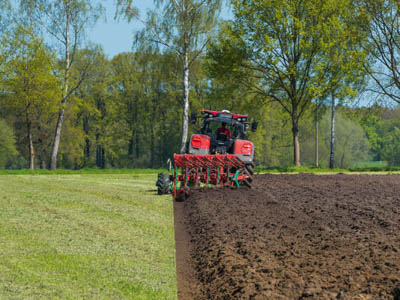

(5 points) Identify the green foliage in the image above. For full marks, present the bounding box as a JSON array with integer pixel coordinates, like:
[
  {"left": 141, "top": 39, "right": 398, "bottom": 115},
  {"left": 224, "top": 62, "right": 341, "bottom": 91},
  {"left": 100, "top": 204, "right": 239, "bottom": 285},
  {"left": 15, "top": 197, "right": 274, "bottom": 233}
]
[
  {"left": 1, "top": 25, "right": 59, "bottom": 169},
  {"left": 2, "top": 1, "right": 400, "bottom": 170},
  {"left": 2, "top": 26, "right": 59, "bottom": 112},
  {"left": 0, "top": 119, "right": 18, "bottom": 168},
  {"left": 358, "top": 108, "right": 385, "bottom": 160},
  {"left": 380, "top": 125, "right": 400, "bottom": 167},
  {"left": 321, "top": 112, "right": 369, "bottom": 168},
  {"left": 207, "top": 0, "right": 367, "bottom": 165},
  {"left": 292, "top": 109, "right": 369, "bottom": 168}
]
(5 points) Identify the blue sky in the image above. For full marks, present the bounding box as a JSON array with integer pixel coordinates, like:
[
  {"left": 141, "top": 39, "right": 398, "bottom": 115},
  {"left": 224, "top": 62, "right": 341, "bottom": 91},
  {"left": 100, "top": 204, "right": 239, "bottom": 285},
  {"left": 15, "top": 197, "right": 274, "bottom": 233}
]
[
  {"left": 89, "top": 0, "right": 232, "bottom": 58},
  {"left": 88, "top": 1, "right": 152, "bottom": 58}
]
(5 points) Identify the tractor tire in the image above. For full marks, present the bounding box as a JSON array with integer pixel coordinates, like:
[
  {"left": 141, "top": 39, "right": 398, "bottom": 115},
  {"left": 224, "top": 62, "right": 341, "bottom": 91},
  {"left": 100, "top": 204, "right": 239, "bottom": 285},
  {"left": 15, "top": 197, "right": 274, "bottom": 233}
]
[
  {"left": 239, "top": 168, "right": 252, "bottom": 188},
  {"left": 244, "top": 167, "right": 253, "bottom": 184},
  {"left": 156, "top": 173, "right": 170, "bottom": 195},
  {"left": 245, "top": 163, "right": 254, "bottom": 176}
]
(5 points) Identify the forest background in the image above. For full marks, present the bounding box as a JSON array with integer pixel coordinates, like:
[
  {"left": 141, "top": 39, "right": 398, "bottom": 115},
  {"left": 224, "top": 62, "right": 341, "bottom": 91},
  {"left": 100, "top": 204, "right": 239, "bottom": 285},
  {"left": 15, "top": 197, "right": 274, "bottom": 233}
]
[{"left": 1, "top": 0, "right": 400, "bottom": 170}]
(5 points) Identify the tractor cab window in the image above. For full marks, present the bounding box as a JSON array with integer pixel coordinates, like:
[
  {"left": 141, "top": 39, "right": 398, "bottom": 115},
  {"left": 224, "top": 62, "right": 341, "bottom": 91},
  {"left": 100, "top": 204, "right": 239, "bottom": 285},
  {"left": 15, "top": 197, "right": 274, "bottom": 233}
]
[
  {"left": 207, "top": 122, "right": 232, "bottom": 140},
  {"left": 232, "top": 127, "right": 239, "bottom": 139}
]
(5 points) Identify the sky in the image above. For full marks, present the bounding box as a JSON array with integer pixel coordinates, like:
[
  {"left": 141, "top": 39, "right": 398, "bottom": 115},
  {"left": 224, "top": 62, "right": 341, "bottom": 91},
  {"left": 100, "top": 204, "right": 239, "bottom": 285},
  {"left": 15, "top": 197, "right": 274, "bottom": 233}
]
[
  {"left": 88, "top": 1, "right": 152, "bottom": 58},
  {"left": 89, "top": 0, "right": 232, "bottom": 58}
]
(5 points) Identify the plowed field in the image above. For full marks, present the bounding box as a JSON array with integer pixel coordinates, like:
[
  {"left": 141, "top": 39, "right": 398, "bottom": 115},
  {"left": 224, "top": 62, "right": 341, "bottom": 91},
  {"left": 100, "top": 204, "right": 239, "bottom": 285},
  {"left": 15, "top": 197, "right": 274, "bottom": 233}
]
[{"left": 174, "top": 174, "right": 400, "bottom": 300}]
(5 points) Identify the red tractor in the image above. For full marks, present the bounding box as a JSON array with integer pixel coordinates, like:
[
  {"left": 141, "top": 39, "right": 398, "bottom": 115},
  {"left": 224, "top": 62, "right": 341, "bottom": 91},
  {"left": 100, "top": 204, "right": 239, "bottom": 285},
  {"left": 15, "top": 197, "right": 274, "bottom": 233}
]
[{"left": 156, "top": 109, "right": 258, "bottom": 200}]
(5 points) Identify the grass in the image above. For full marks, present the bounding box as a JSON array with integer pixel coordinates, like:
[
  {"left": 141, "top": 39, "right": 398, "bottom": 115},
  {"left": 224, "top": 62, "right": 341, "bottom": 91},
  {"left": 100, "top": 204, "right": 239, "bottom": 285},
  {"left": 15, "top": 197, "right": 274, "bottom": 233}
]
[
  {"left": 0, "top": 173, "right": 176, "bottom": 299},
  {"left": 0, "top": 168, "right": 168, "bottom": 175}
]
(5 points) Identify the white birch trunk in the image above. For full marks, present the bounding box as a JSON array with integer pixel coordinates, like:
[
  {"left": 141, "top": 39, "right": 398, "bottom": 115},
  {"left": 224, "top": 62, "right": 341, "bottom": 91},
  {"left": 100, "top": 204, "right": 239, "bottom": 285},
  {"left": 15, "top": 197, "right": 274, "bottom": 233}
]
[
  {"left": 329, "top": 94, "right": 336, "bottom": 169},
  {"left": 50, "top": 2, "right": 70, "bottom": 170},
  {"left": 28, "top": 120, "right": 35, "bottom": 170},
  {"left": 180, "top": 50, "right": 190, "bottom": 154},
  {"left": 292, "top": 109, "right": 301, "bottom": 166}
]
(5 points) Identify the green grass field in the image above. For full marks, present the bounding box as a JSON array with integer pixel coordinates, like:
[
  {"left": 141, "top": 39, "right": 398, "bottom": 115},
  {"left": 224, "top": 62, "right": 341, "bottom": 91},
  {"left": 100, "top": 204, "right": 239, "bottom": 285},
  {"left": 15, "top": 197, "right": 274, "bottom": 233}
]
[{"left": 0, "top": 173, "right": 176, "bottom": 299}]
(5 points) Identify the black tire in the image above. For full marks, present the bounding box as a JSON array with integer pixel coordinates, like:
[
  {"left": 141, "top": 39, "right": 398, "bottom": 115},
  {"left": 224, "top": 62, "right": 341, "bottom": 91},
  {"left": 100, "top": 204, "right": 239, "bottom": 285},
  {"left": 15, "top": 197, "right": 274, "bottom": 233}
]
[
  {"left": 245, "top": 163, "right": 254, "bottom": 176},
  {"left": 244, "top": 167, "right": 253, "bottom": 184},
  {"left": 156, "top": 173, "right": 170, "bottom": 195}
]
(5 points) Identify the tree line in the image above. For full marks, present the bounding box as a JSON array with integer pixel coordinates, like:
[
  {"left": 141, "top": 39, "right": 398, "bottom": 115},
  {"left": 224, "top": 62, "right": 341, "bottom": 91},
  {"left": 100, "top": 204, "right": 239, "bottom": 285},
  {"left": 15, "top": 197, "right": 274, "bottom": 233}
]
[{"left": 1, "top": 0, "right": 400, "bottom": 170}]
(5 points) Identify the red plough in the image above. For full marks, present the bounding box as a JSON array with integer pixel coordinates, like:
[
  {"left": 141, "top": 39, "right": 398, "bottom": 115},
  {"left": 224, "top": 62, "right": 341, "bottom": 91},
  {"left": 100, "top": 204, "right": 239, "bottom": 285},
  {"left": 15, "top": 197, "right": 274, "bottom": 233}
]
[{"left": 171, "top": 154, "right": 252, "bottom": 200}]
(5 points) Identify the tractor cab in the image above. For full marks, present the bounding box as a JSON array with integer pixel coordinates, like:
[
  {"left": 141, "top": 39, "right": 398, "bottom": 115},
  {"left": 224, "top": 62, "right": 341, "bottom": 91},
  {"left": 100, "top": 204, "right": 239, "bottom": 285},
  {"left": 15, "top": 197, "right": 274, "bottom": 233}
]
[
  {"left": 200, "top": 109, "right": 248, "bottom": 136},
  {"left": 188, "top": 109, "right": 256, "bottom": 159},
  {"left": 200, "top": 115, "right": 245, "bottom": 154}
]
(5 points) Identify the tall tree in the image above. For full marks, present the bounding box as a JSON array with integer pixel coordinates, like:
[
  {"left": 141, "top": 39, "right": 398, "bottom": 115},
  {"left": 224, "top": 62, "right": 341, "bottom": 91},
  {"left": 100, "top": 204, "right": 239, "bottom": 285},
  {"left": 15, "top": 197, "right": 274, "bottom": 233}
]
[
  {"left": 117, "top": 0, "right": 222, "bottom": 153},
  {"left": 2, "top": 26, "right": 59, "bottom": 169},
  {"left": 207, "top": 0, "right": 366, "bottom": 166},
  {"left": 21, "top": 0, "right": 103, "bottom": 169},
  {"left": 111, "top": 52, "right": 145, "bottom": 164},
  {"left": 75, "top": 47, "right": 112, "bottom": 168}
]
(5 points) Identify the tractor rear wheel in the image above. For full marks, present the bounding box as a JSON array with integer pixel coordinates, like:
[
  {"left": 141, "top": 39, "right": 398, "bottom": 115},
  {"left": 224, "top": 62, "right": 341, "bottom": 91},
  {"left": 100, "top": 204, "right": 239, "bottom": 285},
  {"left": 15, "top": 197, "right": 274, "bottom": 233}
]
[
  {"left": 156, "top": 173, "right": 170, "bottom": 195},
  {"left": 240, "top": 166, "right": 253, "bottom": 188},
  {"left": 244, "top": 163, "right": 254, "bottom": 185},
  {"left": 245, "top": 163, "right": 254, "bottom": 175}
]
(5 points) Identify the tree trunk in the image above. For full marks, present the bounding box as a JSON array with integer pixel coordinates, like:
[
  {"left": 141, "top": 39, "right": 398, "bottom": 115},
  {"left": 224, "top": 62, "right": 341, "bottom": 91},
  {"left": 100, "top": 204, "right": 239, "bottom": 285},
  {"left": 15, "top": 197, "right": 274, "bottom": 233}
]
[
  {"left": 83, "top": 116, "right": 90, "bottom": 165},
  {"left": 150, "top": 124, "right": 155, "bottom": 168},
  {"left": 128, "top": 135, "right": 134, "bottom": 156},
  {"left": 150, "top": 95, "right": 157, "bottom": 168},
  {"left": 292, "top": 113, "right": 301, "bottom": 166},
  {"left": 27, "top": 120, "right": 35, "bottom": 170},
  {"left": 101, "top": 147, "right": 105, "bottom": 168},
  {"left": 135, "top": 129, "right": 139, "bottom": 159},
  {"left": 50, "top": 2, "right": 70, "bottom": 170},
  {"left": 51, "top": 105, "right": 66, "bottom": 170},
  {"left": 180, "top": 50, "right": 190, "bottom": 154},
  {"left": 160, "top": 112, "right": 166, "bottom": 167},
  {"left": 315, "top": 109, "right": 319, "bottom": 168},
  {"left": 37, "top": 111, "right": 47, "bottom": 169},
  {"left": 329, "top": 94, "right": 336, "bottom": 169},
  {"left": 96, "top": 145, "right": 105, "bottom": 168}
]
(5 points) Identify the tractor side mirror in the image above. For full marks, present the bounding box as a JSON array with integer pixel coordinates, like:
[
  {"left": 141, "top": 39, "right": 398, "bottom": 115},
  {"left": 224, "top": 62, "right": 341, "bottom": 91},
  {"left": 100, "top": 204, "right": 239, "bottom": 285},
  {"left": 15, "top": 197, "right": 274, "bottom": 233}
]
[
  {"left": 251, "top": 121, "right": 258, "bottom": 132},
  {"left": 190, "top": 112, "right": 197, "bottom": 124}
]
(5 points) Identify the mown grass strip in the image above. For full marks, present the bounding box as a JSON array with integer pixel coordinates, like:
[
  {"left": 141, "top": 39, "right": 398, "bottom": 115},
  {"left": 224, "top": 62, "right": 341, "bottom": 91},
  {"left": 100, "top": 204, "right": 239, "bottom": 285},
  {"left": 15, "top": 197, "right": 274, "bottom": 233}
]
[
  {"left": 0, "top": 174, "right": 176, "bottom": 299},
  {"left": 0, "top": 168, "right": 168, "bottom": 175}
]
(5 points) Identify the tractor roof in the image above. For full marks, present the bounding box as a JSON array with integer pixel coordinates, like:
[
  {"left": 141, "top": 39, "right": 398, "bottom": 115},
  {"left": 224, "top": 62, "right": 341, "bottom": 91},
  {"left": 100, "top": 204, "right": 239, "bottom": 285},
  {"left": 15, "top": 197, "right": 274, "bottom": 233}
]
[{"left": 201, "top": 109, "right": 248, "bottom": 121}]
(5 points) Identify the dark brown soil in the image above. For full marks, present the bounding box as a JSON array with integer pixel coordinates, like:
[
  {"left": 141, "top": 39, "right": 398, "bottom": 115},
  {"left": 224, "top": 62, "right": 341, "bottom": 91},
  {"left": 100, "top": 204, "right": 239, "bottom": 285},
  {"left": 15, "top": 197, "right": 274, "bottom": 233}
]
[{"left": 174, "top": 174, "right": 400, "bottom": 300}]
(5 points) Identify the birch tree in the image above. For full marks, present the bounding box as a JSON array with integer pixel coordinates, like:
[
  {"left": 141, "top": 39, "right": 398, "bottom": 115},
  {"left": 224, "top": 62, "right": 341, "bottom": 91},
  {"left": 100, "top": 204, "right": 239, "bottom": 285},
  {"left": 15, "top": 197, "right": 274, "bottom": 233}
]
[
  {"left": 21, "top": 0, "right": 103, "bottom": 169},
  {"left": 117, "top": 0, "right": 222, "bottom": 153}
]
